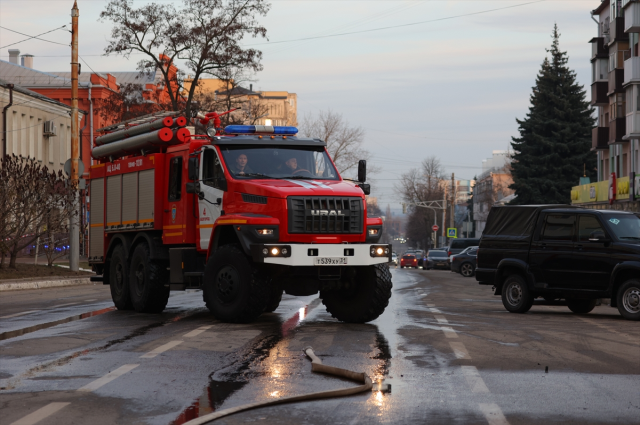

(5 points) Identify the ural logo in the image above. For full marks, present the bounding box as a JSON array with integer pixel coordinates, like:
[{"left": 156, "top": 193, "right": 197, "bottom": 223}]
[
  {"left": 311, "top": 210, "right": 345, "bottom": 216},
  {"left": 203, "top": 208, "right": 206, "bottom": 215}
]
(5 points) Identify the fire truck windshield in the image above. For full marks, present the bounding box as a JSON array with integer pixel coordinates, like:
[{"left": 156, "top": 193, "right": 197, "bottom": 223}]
[{"left": 219, "top": 146, "right": 340, "bottom": 180}]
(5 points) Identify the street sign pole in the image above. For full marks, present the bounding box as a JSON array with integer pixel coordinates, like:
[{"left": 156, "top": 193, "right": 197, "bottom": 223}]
[{"left": 69, "top": 1, "right": 80, "bottom": 272}]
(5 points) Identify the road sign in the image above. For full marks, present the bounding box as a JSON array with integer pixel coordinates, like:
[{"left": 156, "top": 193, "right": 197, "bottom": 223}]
[
  {"left": 447, "top": 228, "right": 457, "bottom": 238},
  {"left": 432, "top": 225, "right": 439, "bottom": 232},
  {"left": 64, "top": 158, "right": 85, "bottom": 177}
]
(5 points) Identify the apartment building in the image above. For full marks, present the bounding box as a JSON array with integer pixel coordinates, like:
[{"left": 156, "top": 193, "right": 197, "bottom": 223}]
[
  {"left": 1, "top": 79, "right": 82, "bottom": 175},
  {"left": 581, "top": 0, "right": 640, "bottom": 210},
  {"left": 472, "top": 152, "right": 514, "bottom": 236}
]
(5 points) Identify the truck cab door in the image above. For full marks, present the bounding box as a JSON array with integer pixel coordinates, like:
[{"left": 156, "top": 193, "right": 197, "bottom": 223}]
[
  {"left": 197, "top": 146, "right": 226, "bottom": 250},
  {"left": 574, "top": 214, "right": 615, "bottom": 290},
  {"left": 163, "top": 154, "right": 186, "bottom": 243}
]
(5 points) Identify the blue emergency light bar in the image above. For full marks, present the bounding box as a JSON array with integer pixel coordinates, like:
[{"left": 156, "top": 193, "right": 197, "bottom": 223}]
[{"left": 224, "top": 125, "right": 298, "bottom": 135}]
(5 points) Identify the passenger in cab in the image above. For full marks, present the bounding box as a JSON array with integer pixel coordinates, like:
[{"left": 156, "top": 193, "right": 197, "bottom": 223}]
[{"left": 233, "top": 153, "right": 253, "bottom": 175}]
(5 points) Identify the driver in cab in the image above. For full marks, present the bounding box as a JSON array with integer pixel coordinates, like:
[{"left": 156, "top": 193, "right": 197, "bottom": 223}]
[
  {"left": 232, "top": 153, "right": 253, "bottom": 176},
  {"left": 282, "top": 156, "right": 310, "bottom": 176}
]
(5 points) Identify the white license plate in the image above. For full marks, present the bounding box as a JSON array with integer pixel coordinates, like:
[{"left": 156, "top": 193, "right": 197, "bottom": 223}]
[{"left": 314, "top": 257, "right": 348, "bottom": 266}]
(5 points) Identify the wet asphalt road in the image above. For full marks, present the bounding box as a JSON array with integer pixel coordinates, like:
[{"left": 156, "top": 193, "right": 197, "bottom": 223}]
[{"left": 0, "top": 268, "right": 639, "bottom": 425}]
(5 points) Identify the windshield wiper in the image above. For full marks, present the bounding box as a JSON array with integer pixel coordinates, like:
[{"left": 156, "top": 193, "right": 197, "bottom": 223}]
[
  {"left": 284, "top": 175, "right": 317, "bottom": 180},
  {"left": 619, "top": 236, "right": 640, "bottom": 240},
  {"left": 238, "top": 173, "right": 285, "bottom": 179}
]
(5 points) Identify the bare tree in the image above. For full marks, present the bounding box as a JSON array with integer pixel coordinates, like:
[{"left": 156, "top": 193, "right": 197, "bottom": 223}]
[
  {"left": 299, "top": 110, "right": 373, "bottom": 177},
  {"left": 0, "top": 155, "right": 76, "bottom": 269},
  {"left": 396, "top": 156, "right": 447, "bottom": 249},
  {"left": 100, "top": 0, "right": 270, "bottom": 120}
]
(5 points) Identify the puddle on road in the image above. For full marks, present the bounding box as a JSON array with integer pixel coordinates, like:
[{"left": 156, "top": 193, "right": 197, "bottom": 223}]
[
  {"left": 171, "top": 299, "right": 323, "bottom": 424},
  {"left": 0, "top": 306, "right": 116, "bottom": 341}
]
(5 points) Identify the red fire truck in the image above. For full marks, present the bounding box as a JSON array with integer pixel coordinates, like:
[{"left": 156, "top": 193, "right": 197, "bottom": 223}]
[{"left": 89, "top": 111, "right": 392, "bottom": 323}]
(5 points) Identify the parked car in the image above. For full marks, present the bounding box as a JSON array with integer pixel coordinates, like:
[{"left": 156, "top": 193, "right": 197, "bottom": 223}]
[
  {"left": 451, "top": 246, "right": 478, "bottom": 277},
  {"left": 426, "top": 250, "right": 450, "bottom": 270},
  {"left": 476, "top": 205, "right": 640, "bottom": 320},
  {"left": 391, "top": 253, "right": 398, "bottom": 266},
  {"left": 400, "top": 254, "right": 418, "bottom": 268},
  {"left": 448, "top": 238, "right": 481, "bottom": 260}
]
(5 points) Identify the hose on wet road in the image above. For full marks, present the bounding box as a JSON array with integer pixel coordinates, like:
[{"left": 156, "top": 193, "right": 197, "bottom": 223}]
[{"left": 182, "top": 346, "right": 373, "bottom": 424}]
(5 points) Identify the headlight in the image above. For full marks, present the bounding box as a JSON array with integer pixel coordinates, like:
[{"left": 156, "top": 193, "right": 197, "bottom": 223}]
[
  {"left": 368, "top": 228, "right": 379, "bottom": 235},
  {"left": 370, "top": 245, "right": 391, "bottom": 258},
  {"left": 206, "top": 126, "right": 217, "bottom": 138},
  {"left": 257, "top": 229, "right": 274, "bottom": 235},
  {"left": 262, "top": 245, "right": 291, "bottom": 258}
]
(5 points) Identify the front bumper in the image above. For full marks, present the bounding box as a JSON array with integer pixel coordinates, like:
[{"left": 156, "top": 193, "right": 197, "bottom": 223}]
[{"left": 250, "top": 243, "right": 392, "bottom": 267}]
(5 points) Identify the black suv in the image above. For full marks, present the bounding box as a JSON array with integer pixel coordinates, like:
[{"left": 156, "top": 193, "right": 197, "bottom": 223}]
[{"left": 476, "top": 205, "right": 640, "bottom": 320}]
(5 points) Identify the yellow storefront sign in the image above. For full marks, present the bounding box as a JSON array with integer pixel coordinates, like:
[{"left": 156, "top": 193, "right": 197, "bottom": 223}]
[{"left": 571, "top": 177, "right": 630, "bottom": 204}]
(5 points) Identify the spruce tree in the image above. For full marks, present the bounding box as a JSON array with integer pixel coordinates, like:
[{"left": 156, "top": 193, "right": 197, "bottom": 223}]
[{"left": 510, "top": 25, "right": 596, "bottom": 205}]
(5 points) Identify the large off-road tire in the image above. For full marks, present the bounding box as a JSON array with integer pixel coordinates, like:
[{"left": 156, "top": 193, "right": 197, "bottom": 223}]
[
  {"left": 460, "top": 262, "right": 475, "bottom": 277},
  {"left": 320, "top": 264, "right": 392, "bottom": 323},
  {"left": 128, "top": 243, "right": 170, "bottom": 313},
  {"left": 108, "top": 245, "right": 132, "bottom": 310},
  {"left": 501, "top": 274, "right": 533, "bottom": 314},
  {"left": 616, "top": 279, "right": 640, "bottom": 321},
  {"left": 264, "top": 281, "right": 283, "bottom": 313},
  {"left": 203, "top": 244, "right": 268, "bottom": 323},
  {"left": 567, "top": 299, "right": 597, "bottom": 314}
]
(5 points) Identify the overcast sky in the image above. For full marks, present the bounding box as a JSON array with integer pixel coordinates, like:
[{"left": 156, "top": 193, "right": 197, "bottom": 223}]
[{"left": 0, "top": 0, "right": 596, "bottom": 211}]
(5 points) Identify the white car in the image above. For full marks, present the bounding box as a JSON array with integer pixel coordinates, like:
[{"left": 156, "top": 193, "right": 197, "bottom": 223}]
[{"left": 391, "top": 253, "right": 398, "bottom": 265}]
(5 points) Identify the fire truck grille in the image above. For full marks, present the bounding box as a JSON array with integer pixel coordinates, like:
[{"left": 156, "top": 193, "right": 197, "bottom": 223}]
[{"left": 288, "top": 197, "right": 363, "bottom": 234}]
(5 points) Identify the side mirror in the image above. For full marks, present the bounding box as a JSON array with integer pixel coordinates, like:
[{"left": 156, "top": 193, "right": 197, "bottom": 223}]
[
  {"left": 188, "top": 157, "right": 199, "bottom": 181},
  {"left": 185, "top": 182, "right": 201, "bottom": 194},
  {"left": 358, "top": 183, "right": 370, "bottom": 195},
  {"left": 358, "top": 160, "right": 367, "bottom": 183},
  {"left": 217, "top": 178, "right": 228, "bottom": 192}
]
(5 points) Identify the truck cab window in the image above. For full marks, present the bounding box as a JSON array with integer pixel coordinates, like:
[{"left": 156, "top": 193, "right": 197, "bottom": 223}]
[
  {"left": 168, "top": 156, "right": 182, "bottom": 201},
  {"left": 202, "top": 149, "right": 225, "bottom": 190},
  {"left": 578, "top": 215, "right": 605, "bottom": 241},
  {"left": 542, "top": 214, "right": 575, "bottom": 241}
]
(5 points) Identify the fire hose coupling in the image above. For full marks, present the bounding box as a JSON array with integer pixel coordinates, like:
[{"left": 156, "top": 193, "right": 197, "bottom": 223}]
[
  {"left": 261, "top": 245, "right": 291, "bottom": 258},
  {"left": 370, "top": 245, "right": 391, "bottom": 258}
]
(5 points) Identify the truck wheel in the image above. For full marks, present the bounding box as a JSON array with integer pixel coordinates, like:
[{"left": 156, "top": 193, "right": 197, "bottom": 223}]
[
  {"left": 616, "top": 279, "right": 640, "bottom": 321},
  {"left": 264, "top": 281, "right": 283, "bottom": 313},
  {"left": 501, "top": 274, "right": 533, "bottom": 314},
  {"left": 321, "top": 264, "right": 392, "bottom": 323},
  {"left": 129, "top": 243, "right": 170, "bottom": 313},
  {"left": 109, "top": 245, "right": 132, "bottom": 310},
  {"left": 203, "top": 244, "right": 268, "bottom": 323},
  {"left": 460, "top": 262, "right": 475, "bottom": 277},
  {"left": 567, "top": 299, "right": 597, "bottom": 314}
]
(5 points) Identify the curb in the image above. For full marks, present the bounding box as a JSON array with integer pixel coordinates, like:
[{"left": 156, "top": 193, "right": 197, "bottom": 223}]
[{"left": 0, "top": 277, "right": 94, "bottom": 292}]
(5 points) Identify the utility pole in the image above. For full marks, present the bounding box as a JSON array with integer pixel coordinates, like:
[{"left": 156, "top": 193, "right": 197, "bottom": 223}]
[
  {"left": 69, "top": 0, "right": 80, "bottom": 272},
  {"left": 450, "top": 173, "right": 455, "bottom": 232},
  {"left": 442, "top": 182, "right": 447, "bottom": 248}
]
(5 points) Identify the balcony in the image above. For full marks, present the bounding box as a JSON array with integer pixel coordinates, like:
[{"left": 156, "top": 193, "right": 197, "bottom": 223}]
[
  {"left": 624, "top": 56, "right": 640, "bottom": 85},
  {"left": 590, "top": 37, "right": 608, "bottom": 61},
  {"left": 608, "top": 117, "right": 627, "bottom": 144},
  {"left": 591, "top": 81, "right": 608, "bottom": 106},
  {"left": 626, "top": 111, "right": 640, "bottom": 137},
  {"left": 592, "top": 127, "right": 609, "bottom": 151},
  {"left": 625, "top": 1, "right": 640, "bottom": 33},
  {"left": 608, "top": 68, "right": 625, "bottom": 94},
  {"left": 609, "top": 17, "right": 629, "bottom": 45}
]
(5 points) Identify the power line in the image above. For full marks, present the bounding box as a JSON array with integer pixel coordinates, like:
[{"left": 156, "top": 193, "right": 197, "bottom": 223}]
[
  {"left": 0, "top": 25, "right": 68, "bottom": 49},
  {"left": 247, "top": 0, "right": 547, "bottom": 46}
]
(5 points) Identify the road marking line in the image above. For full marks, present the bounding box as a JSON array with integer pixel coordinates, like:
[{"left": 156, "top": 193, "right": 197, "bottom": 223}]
[
  {"left": 578, "top": 317, "right": 637, "bottom": 344},
  {"left": 183, "top": 325, "right": 213, "bottom": 338},
  {"left": 478, "top": 403, "right": 509, "bottom": 425},
  {"left": 434, "top": 315, "right": 449, "bottom": 324},
  {"left": 9, "top": 402, "right": 70, "bottom": 425},
  {"left": 461, "top": 366, "right": 490, "bottom": 393},
  {"left": 54, "top": 303, "right": 78, "bottom": 308},
  {"left": 140, "top": 340, "right": 183, "bottom": 358},
  {"left": 449, "top": 341, "right": 471, "bottom": 359},
  {"left": 0, "top": 310, "right": 40, "bottom": 319},
  {"left": 429, "top": 308, "right": 442, "bottom": 313},
  {"left": 77, "top": 364, "right": 139, "bottom": 392},
  {"left": 441, "top": 326, "right": 458, "bottom": 338},
  {"left": 84, "top": 299, "right": 97, "bottom": 302}
]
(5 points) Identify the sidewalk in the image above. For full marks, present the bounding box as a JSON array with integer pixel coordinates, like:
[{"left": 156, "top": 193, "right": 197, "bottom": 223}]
[{"left": 0, "top": 275, "right": 96, "bottom": 291}]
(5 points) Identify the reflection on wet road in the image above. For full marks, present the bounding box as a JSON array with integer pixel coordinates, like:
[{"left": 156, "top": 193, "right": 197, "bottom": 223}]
[{"left": 1, "top": 269, "right": 638, "bottom": 424}]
